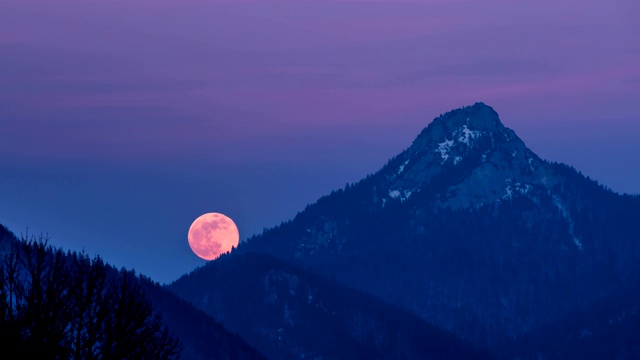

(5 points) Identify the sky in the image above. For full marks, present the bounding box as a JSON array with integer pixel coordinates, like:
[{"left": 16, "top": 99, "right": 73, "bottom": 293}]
[{"left": 0, "top": 0, "right": 638, "bottom": 283}]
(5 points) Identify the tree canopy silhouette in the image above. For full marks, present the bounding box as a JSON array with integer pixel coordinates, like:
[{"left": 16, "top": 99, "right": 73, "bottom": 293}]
[{"left": 0, "top": 233, "right": 180, "bottom": 359}]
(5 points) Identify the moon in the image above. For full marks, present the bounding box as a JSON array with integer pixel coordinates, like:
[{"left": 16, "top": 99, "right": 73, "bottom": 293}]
[{"left": 188, "top": 213, "right": 239, "bottom": 260}]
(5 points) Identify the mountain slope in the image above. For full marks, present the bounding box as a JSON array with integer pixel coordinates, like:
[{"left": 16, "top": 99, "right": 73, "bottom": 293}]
[
  {"left": 507, "top": 282, "right": 640, "bottom": 359},
  {"left": 170, "top": 251, "right": 494, "bottom": 359},
  {"left": 140, "top": 277, "right": 265, "bottom": 360},
  {"left": 233, "top": 103, "right": 640, "bottom": 348}
]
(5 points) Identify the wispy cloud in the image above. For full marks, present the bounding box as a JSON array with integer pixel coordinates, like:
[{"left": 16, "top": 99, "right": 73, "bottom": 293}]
[{"left": 1, "top": 0, "right": 638, "bottom": 166}]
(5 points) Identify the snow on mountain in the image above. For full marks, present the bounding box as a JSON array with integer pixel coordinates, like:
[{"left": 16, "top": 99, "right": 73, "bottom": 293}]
[{"left": 378, "top": 102, "right": 555, "bottom": 210}]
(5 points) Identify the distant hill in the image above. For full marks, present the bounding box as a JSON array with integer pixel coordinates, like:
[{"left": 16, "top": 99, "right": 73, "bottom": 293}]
[
  {"left": 170, "top": 251, "right": 494, "bottom": 360},
  {"left": 171, "top": 103, "right": 640, "bottom": 357},
  {"left": 140, "top": 278, "right": 265, "bottom": 360},
  {"left": 0, "top": 224, "right": 264, "bottom": 360}
]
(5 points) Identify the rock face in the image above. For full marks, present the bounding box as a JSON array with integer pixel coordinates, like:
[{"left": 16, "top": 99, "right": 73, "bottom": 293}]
[
  {"left": 380, "top": 102, "right": 555, "bottom": 209},
  {"left": 236, "top": 103, "right": 640, "bottom": 350}
]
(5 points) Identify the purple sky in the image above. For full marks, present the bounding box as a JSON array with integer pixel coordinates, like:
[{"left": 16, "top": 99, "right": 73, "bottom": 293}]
[{"left": 1, "top": 0, "right": 639, "bottom": 283}]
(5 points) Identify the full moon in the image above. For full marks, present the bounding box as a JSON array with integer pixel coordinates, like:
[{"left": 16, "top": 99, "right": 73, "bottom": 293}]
[{"left": 188, "top": 212, "right": 240, "bottom": 260}]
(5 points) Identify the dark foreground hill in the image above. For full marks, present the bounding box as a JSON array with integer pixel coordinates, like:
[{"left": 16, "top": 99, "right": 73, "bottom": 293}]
[
  {"left": 0, "top": 224, "right": 264, "bottom": 360},
  {"left": 170, "top": 251, "right": 494, "bottom": 360},
  {"left": 140, "top": 277, "right": 265, "bottom": 360},
  {"left": 171, "top": 103, "right": 640, "bottom": 357}
]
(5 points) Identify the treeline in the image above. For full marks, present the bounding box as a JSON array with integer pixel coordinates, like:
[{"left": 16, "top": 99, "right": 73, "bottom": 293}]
[{"left": 0, "top": 233, "right": 180, "bottom": 359}]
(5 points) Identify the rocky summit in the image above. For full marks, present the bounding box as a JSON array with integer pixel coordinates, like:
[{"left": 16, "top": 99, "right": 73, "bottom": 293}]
[{"left": 380, "top": 102, "right": 555, "bottom": 209}]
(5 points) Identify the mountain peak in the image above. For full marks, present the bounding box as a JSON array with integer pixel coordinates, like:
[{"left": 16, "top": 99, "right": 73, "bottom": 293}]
[
  {"left": 432, "top": 102, "right": 503, "bottom": 131},
  {"left": 412, "top": 102, "right": 506, "bottom": 153},
  {"left": 380, "top": 103, "right": 553, "bottom": 208}
]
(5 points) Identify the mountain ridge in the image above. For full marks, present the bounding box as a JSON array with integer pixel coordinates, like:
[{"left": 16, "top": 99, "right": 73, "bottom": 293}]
[
  {"left": 172, "top": 103, "right": 640, "bottom": 356},
  {"left": 233, "top": 103, "right": 640, "bottom": 347}
]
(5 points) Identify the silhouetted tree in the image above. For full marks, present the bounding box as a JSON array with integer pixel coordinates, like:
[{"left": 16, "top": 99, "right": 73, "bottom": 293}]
[
  {"left": 0, "top": 239, "right": 23, "bottom": 350},
  {"left": 67, "top": 252, "right": 108, "bottom": 360},
  {"left": 103, "top": 269, "right": 180, "bottom": 360},
  {"left": 0, "top": 233, "right": 180, "bottom": 359},
  {"left": 20, "top": 234, "right": 71, "bottom": 358}
]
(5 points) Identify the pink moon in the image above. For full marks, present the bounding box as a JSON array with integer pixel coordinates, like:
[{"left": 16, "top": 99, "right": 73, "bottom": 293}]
[{"left": 188, "top": 213, "right": 239, "bottom": 260}]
